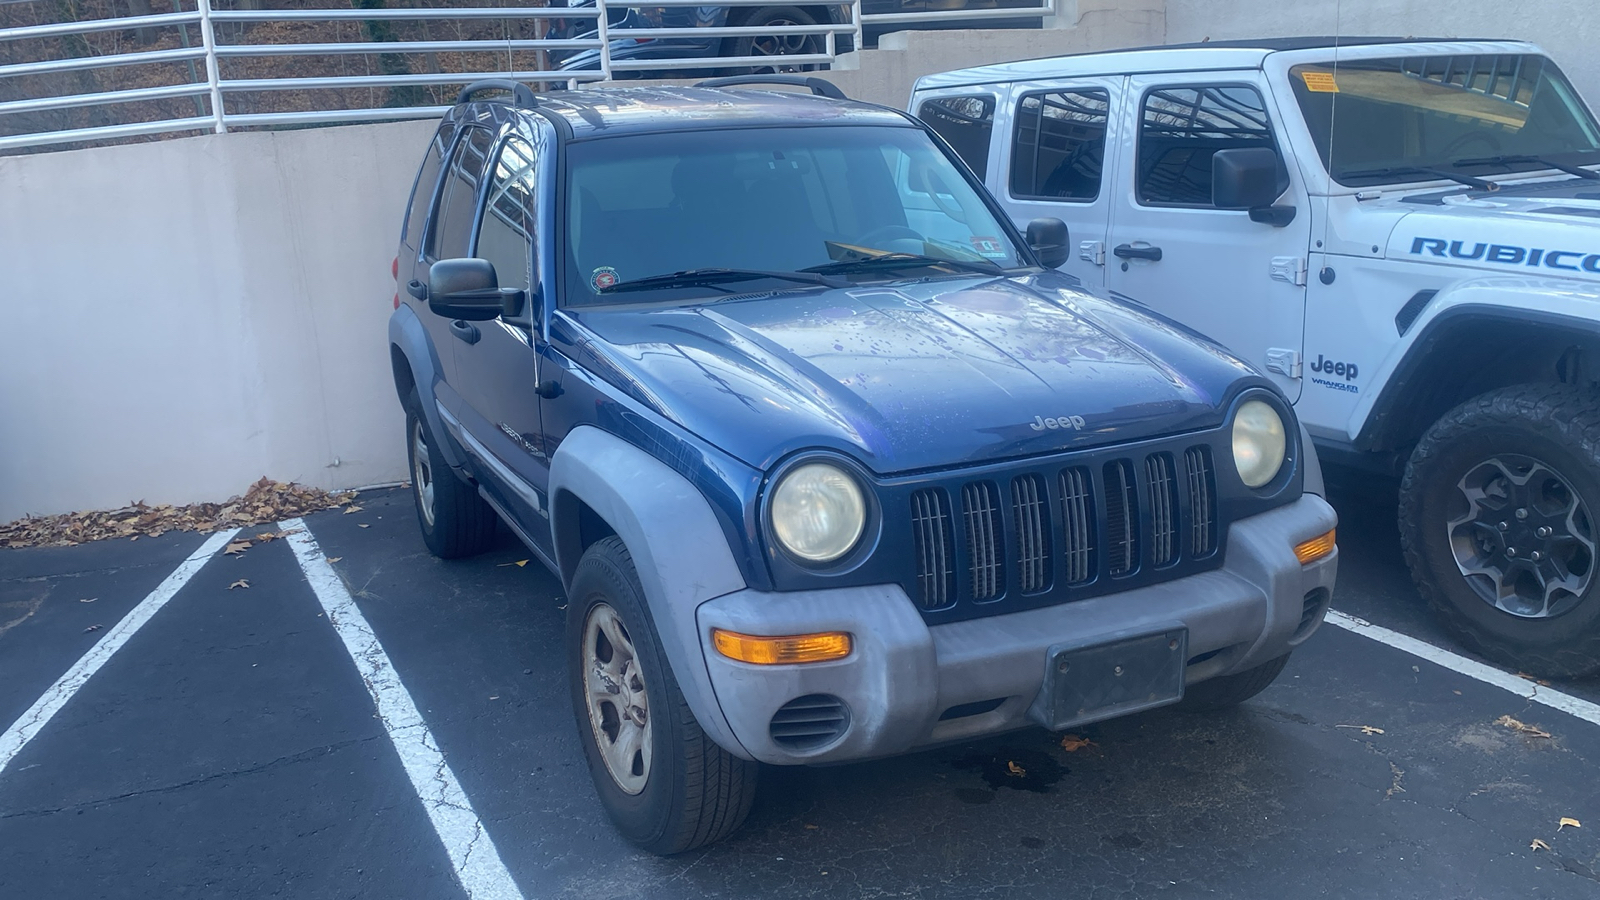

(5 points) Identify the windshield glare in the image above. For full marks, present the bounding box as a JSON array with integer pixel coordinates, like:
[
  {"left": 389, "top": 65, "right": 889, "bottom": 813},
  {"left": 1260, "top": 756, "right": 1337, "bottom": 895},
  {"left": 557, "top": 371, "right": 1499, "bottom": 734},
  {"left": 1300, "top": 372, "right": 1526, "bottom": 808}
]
[
  {"left": 1290, "top": 54, "right": 1600, "bottom": 187},
  {"left": 564, "top": 126, "right": 1022, "bottom": 302}
]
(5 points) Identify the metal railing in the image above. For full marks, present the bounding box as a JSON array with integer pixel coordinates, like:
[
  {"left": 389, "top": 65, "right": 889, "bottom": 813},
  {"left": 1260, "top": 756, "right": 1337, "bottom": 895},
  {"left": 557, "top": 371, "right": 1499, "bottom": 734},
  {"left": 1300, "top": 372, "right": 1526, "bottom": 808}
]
[{"left": 0, "top": 0, "right": 1054, "bottom": 153}]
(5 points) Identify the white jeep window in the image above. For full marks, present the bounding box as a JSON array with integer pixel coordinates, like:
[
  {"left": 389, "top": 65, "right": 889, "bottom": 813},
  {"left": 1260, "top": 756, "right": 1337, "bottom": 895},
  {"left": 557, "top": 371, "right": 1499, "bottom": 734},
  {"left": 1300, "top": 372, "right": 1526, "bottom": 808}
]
[
  {"left": 1288, "top": 54, "right": 1600, "bottom": 186},
  {"left": 1010, "top": 89, "right": 1110, "bottom": 201},
  {"left": 1137, "top": 85, "right": 1277, "bottom": 207},
  {"left": 917, "top": 95, "right": 996, "bottom": 179}
]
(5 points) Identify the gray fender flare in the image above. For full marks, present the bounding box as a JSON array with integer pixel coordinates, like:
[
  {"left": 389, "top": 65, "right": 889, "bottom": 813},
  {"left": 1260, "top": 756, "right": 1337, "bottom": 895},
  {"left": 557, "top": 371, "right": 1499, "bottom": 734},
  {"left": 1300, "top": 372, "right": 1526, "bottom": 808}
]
[
  {"left": 1299, "top": 422, "right": 1325, "bottom": 498},
  {"left": 388, "top": 305, "right": 464, "bottom": 469},
  {"left": 548, "top": 425, "right": 751, "bottom": 759}
]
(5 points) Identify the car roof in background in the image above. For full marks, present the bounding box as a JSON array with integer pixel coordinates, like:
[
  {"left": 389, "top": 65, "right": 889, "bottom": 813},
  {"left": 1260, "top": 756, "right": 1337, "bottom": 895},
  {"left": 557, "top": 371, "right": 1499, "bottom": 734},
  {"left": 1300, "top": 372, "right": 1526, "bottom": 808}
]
[
  {"left": 449, "top": 86, "right": 911, "bottom": 138},
  {"left": 913, "top": 37, "right": 1539, "bottom": 90}
]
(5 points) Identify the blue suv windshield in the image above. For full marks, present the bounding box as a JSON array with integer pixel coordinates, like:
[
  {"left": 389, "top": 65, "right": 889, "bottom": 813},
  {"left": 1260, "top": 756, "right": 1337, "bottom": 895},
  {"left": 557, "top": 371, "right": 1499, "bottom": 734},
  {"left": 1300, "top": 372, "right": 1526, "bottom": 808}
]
[{"left": 563, "top": 125, "right": 1023, "bottom": 302}]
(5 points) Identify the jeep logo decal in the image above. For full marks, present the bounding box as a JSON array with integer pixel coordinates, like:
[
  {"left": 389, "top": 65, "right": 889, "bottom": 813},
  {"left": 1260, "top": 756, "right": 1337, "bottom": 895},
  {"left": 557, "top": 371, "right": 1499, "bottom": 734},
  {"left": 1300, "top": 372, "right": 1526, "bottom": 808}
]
[
  {"left": 1309, "top": 355, "right": 1357, "bottom": 381},
  {"left": 1030, "top": 415, "right": 1086, "bottom": 431},
  {"left": 1410, "top": 236, "right": 1600, "bottom": 273}
]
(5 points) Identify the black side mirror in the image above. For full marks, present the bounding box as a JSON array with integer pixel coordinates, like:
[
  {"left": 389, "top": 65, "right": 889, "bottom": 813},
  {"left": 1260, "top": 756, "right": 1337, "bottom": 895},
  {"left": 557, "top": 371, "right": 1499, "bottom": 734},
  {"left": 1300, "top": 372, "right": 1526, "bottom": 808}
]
[
  {"left": 427, "top": 258, "right": 521, "bottom": 321},
  {"left": 1213, "top": 148, "right": 1295, "bottom": 225},
  {"left": 1025, "top": 218, "right": 1071, "bottom": 269}
]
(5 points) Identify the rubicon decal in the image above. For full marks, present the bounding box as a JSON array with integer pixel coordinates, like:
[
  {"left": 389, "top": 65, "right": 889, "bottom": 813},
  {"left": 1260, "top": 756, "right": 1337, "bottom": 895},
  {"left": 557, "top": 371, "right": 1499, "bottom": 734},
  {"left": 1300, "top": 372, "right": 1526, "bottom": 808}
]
[{"left": 1410, "top": 237, "right": 1600, "bottom": 273}]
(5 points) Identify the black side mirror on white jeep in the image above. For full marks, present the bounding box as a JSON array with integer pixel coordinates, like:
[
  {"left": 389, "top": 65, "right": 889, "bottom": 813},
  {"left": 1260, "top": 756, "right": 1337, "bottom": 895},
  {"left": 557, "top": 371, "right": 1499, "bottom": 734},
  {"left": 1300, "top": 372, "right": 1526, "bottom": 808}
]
[
  {"left": 1212, "top": 148, "right": 1296, "bottom": 227},
  {"left": 428, "top": 258, "right": 524, "bottom": 322},
  {"left": 1025, "top": 217, "right": 1071, "bottom": 269}
]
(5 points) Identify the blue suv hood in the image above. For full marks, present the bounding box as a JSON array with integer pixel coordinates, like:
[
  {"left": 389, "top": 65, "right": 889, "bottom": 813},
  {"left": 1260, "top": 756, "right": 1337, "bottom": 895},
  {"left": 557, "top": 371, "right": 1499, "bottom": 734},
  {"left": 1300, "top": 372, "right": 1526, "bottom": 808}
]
[{"left": 561, "top": 274, "right": 1263, "bottom": 475}]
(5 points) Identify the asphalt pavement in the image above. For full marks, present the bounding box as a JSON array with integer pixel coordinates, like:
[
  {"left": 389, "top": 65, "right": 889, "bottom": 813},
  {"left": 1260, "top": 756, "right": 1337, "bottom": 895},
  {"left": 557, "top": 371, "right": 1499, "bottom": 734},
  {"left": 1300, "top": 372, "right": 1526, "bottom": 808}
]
[{"left": 2, "top": 479, "right": 1598, "bottom": 899}]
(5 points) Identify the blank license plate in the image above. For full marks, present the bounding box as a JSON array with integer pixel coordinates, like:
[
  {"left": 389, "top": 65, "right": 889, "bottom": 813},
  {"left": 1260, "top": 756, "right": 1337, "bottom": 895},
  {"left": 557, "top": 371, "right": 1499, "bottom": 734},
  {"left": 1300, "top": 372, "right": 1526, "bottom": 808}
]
[{"left": 1036, "top": 629, "right": 1187, "bottom": 731}]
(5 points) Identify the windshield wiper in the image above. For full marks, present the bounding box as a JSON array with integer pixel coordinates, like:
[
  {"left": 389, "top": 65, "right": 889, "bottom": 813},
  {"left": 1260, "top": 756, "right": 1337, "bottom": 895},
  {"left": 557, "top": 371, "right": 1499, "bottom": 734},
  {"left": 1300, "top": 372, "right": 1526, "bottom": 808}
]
[
  {"left": 1338, "top": 165, "right": 1499, "bottom": 191},
  {"left": 599, "top": 267, "right": 838, "bottom": 294},
  {"left": 1453, "top": 154, "right": 1600, "bottom": 180},
  {"left": 800, "top": 253, "right": 1002, "bottom": 277}
]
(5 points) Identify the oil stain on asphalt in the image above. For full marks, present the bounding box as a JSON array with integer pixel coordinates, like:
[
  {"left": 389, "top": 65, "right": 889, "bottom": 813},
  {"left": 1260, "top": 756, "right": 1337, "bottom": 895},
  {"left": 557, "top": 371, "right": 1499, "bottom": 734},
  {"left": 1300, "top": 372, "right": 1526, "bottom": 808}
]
[{"left": 952, "top": 747, "right": 1068, "bottom": 795}]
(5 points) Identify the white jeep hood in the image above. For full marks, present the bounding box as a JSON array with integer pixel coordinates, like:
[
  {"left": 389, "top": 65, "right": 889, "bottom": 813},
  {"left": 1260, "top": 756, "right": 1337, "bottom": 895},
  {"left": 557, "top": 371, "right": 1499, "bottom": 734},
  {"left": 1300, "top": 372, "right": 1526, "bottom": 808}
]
[{"left": 1381, "top": 181, "right": 1600, "bottom": 279}]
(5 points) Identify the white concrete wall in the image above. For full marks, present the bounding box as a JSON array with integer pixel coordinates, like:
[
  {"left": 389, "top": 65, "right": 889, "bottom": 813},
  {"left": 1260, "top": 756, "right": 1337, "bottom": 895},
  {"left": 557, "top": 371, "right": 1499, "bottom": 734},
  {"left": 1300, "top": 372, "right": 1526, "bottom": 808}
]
[
  {"left": 1164, "top": 0, "right": 1600, "bottom": 101},
  {"left": 0, "top": 119, "right": 435, "bottom": 521},
  {"left": 4, "top": 0, "right": 1598, "bottom": 520}
]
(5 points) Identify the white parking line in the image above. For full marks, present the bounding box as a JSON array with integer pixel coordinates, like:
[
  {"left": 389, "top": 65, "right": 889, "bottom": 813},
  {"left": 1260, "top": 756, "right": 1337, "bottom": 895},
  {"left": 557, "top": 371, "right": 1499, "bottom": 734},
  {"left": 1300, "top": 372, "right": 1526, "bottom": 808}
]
[
  {"left": 0, "top": 528, "right": 240, "bottom": 776},
  {"left": 280, "top": 518, "right": 526, "bottom": 900},
  {"left": 1325, "top": 609, "right": 1600, "bottom": 727}
]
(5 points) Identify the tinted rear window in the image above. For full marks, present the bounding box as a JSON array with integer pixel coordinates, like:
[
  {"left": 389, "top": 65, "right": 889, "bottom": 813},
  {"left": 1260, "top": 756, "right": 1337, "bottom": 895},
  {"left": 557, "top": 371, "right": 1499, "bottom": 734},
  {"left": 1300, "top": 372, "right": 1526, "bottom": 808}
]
[
  {"left": 428, "top": 126, "right": 495, "bottom": 260},
  {"left": 401, "top": 124, "right": 452, "bottom": 248},
  {"left": 1010, "top": 89, "right": 1110, "bottom": 201},
  {"left": 918, "top": 95, "right": 996, "bottom": 179}
]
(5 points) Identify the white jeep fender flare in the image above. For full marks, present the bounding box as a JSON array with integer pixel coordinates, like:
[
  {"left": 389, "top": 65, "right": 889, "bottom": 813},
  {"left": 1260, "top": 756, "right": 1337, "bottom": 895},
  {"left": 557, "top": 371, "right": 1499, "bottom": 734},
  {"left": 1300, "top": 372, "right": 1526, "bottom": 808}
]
[{"left": 548, "top": 425, "right": 753, "bottom": 759}]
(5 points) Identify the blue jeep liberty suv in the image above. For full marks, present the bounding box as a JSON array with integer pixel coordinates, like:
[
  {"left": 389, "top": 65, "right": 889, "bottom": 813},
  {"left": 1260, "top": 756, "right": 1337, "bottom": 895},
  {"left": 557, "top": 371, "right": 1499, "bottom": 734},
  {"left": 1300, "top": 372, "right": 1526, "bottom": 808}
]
[{"left": 388, "top": 77, "right": 1340, "bottom": 854}]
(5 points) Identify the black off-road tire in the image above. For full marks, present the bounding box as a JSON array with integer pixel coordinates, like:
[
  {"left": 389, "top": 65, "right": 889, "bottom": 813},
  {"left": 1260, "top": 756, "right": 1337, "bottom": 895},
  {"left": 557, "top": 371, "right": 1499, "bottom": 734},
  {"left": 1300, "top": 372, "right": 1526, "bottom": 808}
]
[
  {"left": 721, "top": 6, "right": 822, "bottom": 75},
  {"left": 1400, "top": 383, "right": 1600, "bottom": 679},
  {"left": 1180, "top": 653, "right": 1291, "bottom": 711},
  {"left": 567, "top": 536, "right": 757, "bottom": 854},
  {"left": 404, "top": 389, "right": 497, "bottom": 559}
]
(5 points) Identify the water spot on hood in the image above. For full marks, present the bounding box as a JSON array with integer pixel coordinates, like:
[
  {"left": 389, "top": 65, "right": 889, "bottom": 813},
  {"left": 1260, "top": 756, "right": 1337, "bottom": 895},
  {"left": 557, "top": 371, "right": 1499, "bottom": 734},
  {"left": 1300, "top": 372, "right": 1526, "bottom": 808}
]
[{"left": 814, "top": 306, "right": 856, "bottom": 319}]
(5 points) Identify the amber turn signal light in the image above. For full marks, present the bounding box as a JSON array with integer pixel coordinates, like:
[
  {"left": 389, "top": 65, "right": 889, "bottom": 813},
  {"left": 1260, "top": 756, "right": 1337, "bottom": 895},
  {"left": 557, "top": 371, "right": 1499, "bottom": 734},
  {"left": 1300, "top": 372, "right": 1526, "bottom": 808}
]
[
  {"left": 1294, "top": 528, "right": 1337, "bottom": 565},
  {"left": 711, "top": 629, "right": 852, "bottom": 665}
]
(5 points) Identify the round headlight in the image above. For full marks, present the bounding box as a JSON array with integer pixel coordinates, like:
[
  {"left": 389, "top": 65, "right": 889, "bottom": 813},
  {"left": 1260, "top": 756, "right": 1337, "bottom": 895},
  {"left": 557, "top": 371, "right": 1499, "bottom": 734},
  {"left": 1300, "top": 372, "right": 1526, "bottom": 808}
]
[
  {"left": 1232, "top": 399, "right": 1287, "bottom": 488},
  {"left": 769, "top": 462, "right": 867, "bottom": 564}
]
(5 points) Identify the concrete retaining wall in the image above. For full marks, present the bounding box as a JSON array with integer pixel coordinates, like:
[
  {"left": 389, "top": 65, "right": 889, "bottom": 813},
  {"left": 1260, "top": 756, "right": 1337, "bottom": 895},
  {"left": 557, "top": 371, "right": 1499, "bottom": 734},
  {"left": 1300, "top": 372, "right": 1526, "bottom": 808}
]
[{"left": 2, "top": 0, "right": 1594, "bottom": 520}]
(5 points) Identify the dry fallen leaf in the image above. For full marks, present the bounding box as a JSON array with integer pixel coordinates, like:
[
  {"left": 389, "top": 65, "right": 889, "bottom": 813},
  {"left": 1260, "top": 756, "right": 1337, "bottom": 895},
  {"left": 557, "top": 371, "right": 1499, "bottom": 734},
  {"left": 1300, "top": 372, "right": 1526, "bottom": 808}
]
[
  {"left": 229, "top": 579, "right": 249, "bottom": 590},
  {"left": 1496, "top": 715, "right": 1552, "bottom": 739},
  {"left": 224, "top": 540, "right": 252, "bottom": 556},
  {"left": 344, "top": 506, "right": 363, "bottom": 515},
  {"left": 83, "top": 624, "right": 102, "bottom": 633},
  {"left": 79, "top": 598, "right": 96, "bottom": 604},
  {"left": 1531, "top": 838, "right": 1552, "bottom": 852},
  {"left": 1006, "top": 761, "right": 1026, "bottom": 778},
  {"left": 498, "top": 559, "right": 530, "bottom": 568},
  {"left": 326, "top": 557, "right": 342, "bottom": 564},
  {"left": 357, "top": 524, "right": 371, "bottom": 529},
  {"left": 1336, "top": 724, "right": 1385, "bottom": 736},
  {"left": 255, "top": 530, "right": 287, "bottom": 542},
  {"left": 1060, "top": 735, "right": 1096, "bottom": 752},
  {"left": 1560, "top": 817, "right": 1582, "bottom": 831},
  {"left": 804, "top": 824, "right": 819, "bottom": 830}
]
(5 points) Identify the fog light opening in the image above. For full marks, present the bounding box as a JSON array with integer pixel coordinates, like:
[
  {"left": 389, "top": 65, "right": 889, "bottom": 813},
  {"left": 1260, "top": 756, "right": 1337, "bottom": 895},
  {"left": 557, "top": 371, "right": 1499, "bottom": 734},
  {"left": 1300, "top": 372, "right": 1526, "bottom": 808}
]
[{"left": 711, "top": 629, "right": 852, "bottom": 665}]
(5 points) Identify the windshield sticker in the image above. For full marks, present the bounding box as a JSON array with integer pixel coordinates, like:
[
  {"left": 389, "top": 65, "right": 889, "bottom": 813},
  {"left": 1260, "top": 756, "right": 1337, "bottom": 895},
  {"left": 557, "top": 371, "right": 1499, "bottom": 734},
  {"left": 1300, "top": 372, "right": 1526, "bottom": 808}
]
[
  {"left": 591, "top": 266, "right": 620, "bottom": 291},
  {"left": 1301, "top": 71, "right": 1340, "bottom": 93},
  {"left": 969, "top": 236, "right": 1008, "bottom": 259}
]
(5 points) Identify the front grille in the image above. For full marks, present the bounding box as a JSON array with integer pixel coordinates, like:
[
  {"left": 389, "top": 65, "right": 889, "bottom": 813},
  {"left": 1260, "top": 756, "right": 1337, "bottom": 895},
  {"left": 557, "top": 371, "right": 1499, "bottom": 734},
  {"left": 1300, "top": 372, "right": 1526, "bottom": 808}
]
[
  {"left": 1146, "top": 453, "right": 1178, "bottom": 567},
  {"left": 1105, "top": 459, "right": 1139, "bottom": 576},
  {"left": 962, "top": 481, "right": 1005, "bottom": 601},
  {"left": 769, "top": 694, "right": 850, "bottom": 751},
  {"left": 1185, "top": 446, "right": 1217, "bottom": 557},
  {"left": 1060, "top": 467, "right": 1095, "bottom": 585},
  {"left": 910, "top": 488, "right": 955, "bottom": 610},
  {"left": 908, "top": 442, "right": 1221, "bottom": 614},
  {"left": 1012, "top": 474, "right": 1051, "bottom": 593}
]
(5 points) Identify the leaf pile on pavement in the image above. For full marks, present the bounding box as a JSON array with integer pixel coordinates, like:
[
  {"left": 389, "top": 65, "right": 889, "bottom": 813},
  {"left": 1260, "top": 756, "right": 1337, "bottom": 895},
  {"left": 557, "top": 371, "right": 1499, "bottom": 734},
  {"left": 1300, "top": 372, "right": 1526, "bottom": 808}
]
[{"left": 0, "top": 477, "right": 356, "bottom": 548}]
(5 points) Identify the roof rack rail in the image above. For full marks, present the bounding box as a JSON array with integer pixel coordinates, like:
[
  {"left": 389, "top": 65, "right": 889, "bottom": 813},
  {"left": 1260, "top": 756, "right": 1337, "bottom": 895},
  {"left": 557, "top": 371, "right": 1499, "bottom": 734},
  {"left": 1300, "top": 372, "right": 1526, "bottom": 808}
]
[
  {"left": 694, "top": 75, "right": 847, "bottom": 100},
  {"left": 456, "top": 79, "right": 538, "bottom": 108}
]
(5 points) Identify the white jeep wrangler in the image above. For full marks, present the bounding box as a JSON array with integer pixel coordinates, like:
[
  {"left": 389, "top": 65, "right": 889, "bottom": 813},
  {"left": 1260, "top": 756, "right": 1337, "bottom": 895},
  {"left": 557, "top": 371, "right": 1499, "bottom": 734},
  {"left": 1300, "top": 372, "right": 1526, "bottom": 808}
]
[{"left": 913, "top": 38, "right": 1600, "bottom": 677}]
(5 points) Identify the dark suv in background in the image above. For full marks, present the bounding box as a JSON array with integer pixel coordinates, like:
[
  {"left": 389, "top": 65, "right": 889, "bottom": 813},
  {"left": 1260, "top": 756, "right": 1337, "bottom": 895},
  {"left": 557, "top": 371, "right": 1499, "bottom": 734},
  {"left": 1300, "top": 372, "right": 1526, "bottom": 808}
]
[
  {"left": 388, "top": 76, "right": 1338, "bottom": 854},
  {"left": 550, "top": 0, "right": 1047, "bottom": 75}
]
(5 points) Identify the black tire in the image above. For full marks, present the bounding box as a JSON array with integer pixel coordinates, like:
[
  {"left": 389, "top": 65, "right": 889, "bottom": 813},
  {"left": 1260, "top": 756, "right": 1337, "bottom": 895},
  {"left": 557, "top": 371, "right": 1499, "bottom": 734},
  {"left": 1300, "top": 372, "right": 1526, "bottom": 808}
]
[
  {"left": 1181, "top": 653, "right": 1290, "bottom": 712},
  {"left": 1400, "top": 383, "right": 1600, "bottom": 678},
  {"left": 721, "top": 6, "right": 821, "bottom": 75},
  {"left": 404, "top": 389, "right": 496, "bottom": 559},
  {"left": 566, "top": 536, "right": 757, "bottom": 854}
]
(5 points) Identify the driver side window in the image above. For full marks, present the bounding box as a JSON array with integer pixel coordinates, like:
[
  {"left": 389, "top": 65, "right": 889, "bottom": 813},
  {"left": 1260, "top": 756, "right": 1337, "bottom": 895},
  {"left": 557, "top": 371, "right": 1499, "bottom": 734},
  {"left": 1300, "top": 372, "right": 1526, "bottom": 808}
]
[
  {"left": 1137, "top": 84, "right": 1278, "bottom": 207},
  {"left": 473, "top": 135, "right": 538, "bottom": 296}
]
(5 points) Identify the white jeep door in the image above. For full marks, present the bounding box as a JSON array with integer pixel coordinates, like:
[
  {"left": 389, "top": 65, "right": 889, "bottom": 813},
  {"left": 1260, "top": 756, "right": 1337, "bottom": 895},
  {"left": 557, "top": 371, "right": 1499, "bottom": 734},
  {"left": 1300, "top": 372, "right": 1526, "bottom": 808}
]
[
  {"left": 989, "top": 77, "right": 1124, "bottom": 288},
  {"left": 1102, "top": 73, "right": 1311, "bottom": 401}
]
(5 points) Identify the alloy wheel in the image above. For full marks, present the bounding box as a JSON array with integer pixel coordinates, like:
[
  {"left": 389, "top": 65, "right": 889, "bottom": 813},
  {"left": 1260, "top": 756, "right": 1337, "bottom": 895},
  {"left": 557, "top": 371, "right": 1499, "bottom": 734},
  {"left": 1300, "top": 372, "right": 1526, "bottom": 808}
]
[
  {"left": 750, "top": 20, "right": 814, "bottom": 74},
  {"left": 412, "top": 418, "right": 435, "bottom": 529},
  {"left": 582, "top": 602, "right": 653, "bottom": 794}
]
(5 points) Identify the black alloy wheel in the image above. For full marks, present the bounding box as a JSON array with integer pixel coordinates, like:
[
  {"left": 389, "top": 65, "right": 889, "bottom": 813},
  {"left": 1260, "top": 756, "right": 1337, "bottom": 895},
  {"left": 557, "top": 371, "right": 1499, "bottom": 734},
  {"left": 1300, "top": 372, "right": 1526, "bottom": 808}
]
[
  {"left": 1401, "top": 383, "right": 1600, "bottom": 678},
  {"left": 725, "top": 7, "right": 822, "bottom": 75}
]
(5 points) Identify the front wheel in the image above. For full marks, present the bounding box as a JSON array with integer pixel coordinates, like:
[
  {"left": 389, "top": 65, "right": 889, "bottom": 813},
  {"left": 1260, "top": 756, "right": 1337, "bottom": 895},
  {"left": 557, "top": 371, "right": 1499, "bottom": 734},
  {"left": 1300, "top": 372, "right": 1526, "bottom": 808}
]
[
  {"left": 1400, "top": 384, "right": 1600, "bottom": 678},
  {"left": 721, "top": 7, "right": 822, "bottom": 74},
  {"left": 566, "top": 536, "right": 757, "bottom": 854}
]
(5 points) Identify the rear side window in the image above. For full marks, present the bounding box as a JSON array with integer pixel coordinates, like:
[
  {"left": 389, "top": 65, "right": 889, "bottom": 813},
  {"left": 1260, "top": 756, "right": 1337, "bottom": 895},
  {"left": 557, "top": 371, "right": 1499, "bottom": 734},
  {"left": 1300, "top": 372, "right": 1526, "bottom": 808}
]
[
  {"left": 1010, "top": 89, "right": 1110, "bottom": 201},
  {"left": 917, "top": 95, "right": 996, "bottom": 179},
  {"left": 1137, "top": 85, "right": 1276, "bottom": 206},
  {"left": 473, "top": 135, "right": 539, "bottom": 293},
  {"left": 401, "top": 124, "right": 452, "bottom": 248},
  {"left": 427, "top": 126, "right": 495, "bottom": 260}
]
